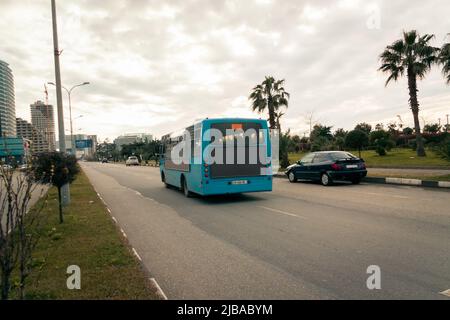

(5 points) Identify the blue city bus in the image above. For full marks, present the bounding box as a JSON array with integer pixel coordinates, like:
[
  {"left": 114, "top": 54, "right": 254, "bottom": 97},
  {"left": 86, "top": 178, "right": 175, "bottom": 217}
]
[{"left": 160, "top": 118, "right": 273, "bottom": 196}]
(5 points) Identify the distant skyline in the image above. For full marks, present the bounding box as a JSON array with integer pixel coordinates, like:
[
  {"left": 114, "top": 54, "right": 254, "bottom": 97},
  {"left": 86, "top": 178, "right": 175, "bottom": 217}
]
[{"left": 0, "top": 0, "right": 449, "bottom": 142}]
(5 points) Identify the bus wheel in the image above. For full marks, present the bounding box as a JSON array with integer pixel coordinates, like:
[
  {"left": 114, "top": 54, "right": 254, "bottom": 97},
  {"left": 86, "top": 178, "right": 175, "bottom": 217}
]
[
  {"left": 182, "top": 177, "right": 191, "bottom": 197},
  {"left": 161, "top": 172, "right": 169, "bottom": 188}
]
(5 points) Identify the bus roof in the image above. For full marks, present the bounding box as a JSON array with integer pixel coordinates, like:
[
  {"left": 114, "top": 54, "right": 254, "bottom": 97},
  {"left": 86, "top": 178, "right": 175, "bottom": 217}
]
[{"left": 161, "top": 118, "right": 268, "bottom": 140}]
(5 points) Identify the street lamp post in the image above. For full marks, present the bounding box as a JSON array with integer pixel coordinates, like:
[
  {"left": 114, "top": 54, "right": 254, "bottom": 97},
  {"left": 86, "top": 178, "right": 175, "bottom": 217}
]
[{"left": 48, "top": 82, "right": 89, "bottom": 154}]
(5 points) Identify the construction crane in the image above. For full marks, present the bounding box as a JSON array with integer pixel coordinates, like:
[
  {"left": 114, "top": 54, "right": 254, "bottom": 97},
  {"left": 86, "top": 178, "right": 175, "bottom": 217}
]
[{"left": 44, "top": 83, "right": 49, "bottom": 105}]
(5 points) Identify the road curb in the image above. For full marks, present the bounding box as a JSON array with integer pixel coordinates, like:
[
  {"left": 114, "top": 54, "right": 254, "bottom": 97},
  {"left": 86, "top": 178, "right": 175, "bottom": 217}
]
[{"left": 274, "top": 173, "right": 450, "bottom": 189}]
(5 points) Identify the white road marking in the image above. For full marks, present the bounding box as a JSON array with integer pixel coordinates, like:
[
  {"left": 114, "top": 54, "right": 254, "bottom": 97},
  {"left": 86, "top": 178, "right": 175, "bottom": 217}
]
[
  {"left": 440, "top": 289, "right": 450, "bottom": 297},
  {"left": 132, "top": 248, "right": 142, "bottom": 261},
  {"left": 150, "top": 278, "right": 168, "bottom": 300},
  {"left": 112, "top": 217, "right": 117, "bottom": 224},
  {"left": 107, "top": 208, "right": 112, "bottom": 214},
  {"left": 120, "top": 229, "right": 127, "bottom": 238},
  {"left": 257, "top": 206, "right": 307, "bottom": 219}
]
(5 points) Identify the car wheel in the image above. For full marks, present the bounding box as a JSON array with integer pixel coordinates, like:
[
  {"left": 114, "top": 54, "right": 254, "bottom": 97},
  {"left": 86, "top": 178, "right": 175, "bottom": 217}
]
[
  {"left": 321, "top": 173, "right": 332, "bottom": 186},
  {"left": 351, "top": 178, "right": 361, "bottom": 185},
  {"left": 288, "top": 171, "right": 297, "bottom": 183},
  {"left": 182, "top": 178, "right": 191, "bottom": 197}
]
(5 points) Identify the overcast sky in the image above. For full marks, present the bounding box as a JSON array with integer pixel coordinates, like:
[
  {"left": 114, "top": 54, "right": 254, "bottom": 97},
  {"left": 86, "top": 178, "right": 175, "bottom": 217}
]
[{"left": 1, "top": 0, "right": 449, "bottom": 141}]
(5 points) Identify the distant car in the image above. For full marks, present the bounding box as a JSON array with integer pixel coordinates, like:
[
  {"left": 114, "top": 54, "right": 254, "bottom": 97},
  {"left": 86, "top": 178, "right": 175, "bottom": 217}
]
[
  {"left": 101, "top": 158, "right": 108, "bottom": 163},
  {"left": 1, "top": 164, "right": 13, "bottom": 171},
  {"left": 0, "top": 164, "right": 13, "bottom": 175},
  {"left": 286, "top": 151, "right": 367, "bottom": 186},
  {"left": 125, "top": 156, "right": 140, "bottom": 166},
  {"left": 19, "top": 164, "right": 29, "bottom": 172}
]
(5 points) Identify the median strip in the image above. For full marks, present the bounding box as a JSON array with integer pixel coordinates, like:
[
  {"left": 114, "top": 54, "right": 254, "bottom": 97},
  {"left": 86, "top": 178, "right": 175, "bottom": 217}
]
[{"left": 22, "top": 169, "right": 160, "bottom": 299}]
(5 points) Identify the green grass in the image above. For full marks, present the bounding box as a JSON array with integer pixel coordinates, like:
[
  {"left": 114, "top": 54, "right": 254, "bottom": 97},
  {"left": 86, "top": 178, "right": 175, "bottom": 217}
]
[
  {"left": 288, "top": 148, "right": 450, "bottom": 168},
  {"left": 17, "top": 170, "right": 159, "bottom": 300}
]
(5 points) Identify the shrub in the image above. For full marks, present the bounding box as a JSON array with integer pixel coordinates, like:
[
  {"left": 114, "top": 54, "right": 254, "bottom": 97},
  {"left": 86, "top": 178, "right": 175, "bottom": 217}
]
[
  {"left": 370, "top": 129, "right": 394, "bottom": 155},
  {"left": 376, "top": 146, "right": 386, "bottom": 156},
  {"left": 435, "top": 137, "right": 450, "bottom": 160}
]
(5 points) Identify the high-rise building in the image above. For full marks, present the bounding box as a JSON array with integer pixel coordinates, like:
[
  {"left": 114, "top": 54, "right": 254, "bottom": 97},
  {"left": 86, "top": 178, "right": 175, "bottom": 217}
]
[
  {"left": 114, "top": 133, "right": 153, "bottom": 151},
  {"left": 30, "top": 100, "right": 56, "bottom": 151},
  {"left": 0, "top": 60, "right": 16, "bottom": 137},
  {"left": 16, "top": 117, "right": 51, "bottom": 154}
]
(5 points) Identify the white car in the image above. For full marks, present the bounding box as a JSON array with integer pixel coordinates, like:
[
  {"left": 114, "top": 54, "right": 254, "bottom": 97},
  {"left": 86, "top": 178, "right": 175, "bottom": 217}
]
[{"left": 125, "top": 156, "right": 140, "bottom": 166}]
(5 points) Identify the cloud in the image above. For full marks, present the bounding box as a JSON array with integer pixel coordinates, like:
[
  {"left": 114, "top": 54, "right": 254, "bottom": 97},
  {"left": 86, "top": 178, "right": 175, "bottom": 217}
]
[{"left": 0, "top": 0, "right": 449, "bottom": 142}]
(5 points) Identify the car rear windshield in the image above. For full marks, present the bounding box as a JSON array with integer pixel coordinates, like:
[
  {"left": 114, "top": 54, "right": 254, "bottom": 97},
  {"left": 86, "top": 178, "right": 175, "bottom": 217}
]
[
  {"left": 129, "top": 156, "right": 137, "bottom": 160},
  {"left": 329, "top": 152, "right": 357, "bottom": 160}
]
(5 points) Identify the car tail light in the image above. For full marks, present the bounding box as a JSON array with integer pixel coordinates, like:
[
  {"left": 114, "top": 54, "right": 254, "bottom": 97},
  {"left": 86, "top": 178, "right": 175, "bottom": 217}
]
[
  {"left": 331, "top": 163, "right": 342, "bottom": 170},
  {"left": 360, "top": 162, "right": 366, "bottom": 169}
]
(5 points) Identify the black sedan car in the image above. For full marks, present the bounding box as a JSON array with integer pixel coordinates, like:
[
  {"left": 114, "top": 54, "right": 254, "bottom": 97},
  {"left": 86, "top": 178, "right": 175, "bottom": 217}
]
[{"left": 286, "top": 151, "right": 367, "bottom": 186}]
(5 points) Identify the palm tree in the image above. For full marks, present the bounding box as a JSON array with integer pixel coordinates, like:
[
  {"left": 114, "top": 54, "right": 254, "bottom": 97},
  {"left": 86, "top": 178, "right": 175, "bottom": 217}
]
[
  {"left": 379, "top": 30, "right": 440, "bottom": 156},
  {"left": 439, "top": 36, "right": 450, "bottom": 84},
  {"left": 249, "top": 76, "right": 290, "bottom": 129},
  {"left": 274, "top": 111, "right": 284, "bottom": 132}
]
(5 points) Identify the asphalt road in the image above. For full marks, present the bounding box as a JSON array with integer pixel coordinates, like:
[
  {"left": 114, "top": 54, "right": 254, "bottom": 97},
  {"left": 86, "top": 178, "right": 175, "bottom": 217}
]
[{"left": 81, "top": 162, "right": 450, "bottom": 300}]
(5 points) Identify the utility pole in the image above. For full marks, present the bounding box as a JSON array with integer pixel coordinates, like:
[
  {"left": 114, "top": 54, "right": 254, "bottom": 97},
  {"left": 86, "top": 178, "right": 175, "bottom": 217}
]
[{"left": 51, "top": 0, "right": 70, "bottom": 205}]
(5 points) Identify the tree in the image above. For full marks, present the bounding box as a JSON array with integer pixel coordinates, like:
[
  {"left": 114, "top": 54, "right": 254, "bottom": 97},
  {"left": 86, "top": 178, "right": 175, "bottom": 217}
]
[
  {"left": 279, "top": 131, "right": 291, "bottom": 168},
  {"left": 387, "top": 122, "right": 398, "bottom": 134},
  {"left": 310, "top": 124, "right": 333, "bottom": 141},
  {"left": 439, "top": 36, "right": 450, "bottom": 84},
  {"left": 423, "top": 123, "right": 441, "bottom": 133},
  {"left": 379, "top": 30, "right": 440, "bottom": 157},
  {"left": 0, "top": 162, "right": 47, "bottom": 300},
  {"left": 354, "top": 123, "right": 372, "bottom": 135},
  {"left": 345, "top": 130, "right": 369, "bottom": 158},
  {"left": 96, "top": 142, "right": 117, "bottom": 161},
  {"left": 402, "top": 127, "right": 414, "bottom": 135},
  {"left": 288, "top": 135, "right": 301, "bottom": 153},
  {"left": 249, "top": 76, "right": 290, "bottom": 129},
  {"left": 334, "top": 128, "right": 348, "bottom": 139},
  {"left": 32, "top": 152, "right": 79, "bottom": 224}
]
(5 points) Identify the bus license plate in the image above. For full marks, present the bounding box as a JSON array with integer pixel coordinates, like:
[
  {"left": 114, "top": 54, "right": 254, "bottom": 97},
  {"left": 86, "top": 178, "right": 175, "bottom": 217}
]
[{"left": 231, "top": 180, "right": 248, "bottom": 185}]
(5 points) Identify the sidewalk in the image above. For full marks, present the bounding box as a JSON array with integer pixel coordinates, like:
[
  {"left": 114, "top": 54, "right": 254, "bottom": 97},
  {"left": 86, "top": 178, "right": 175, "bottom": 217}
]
[{"left": 368, "top": 167, "right": 450, "bottom": 176}]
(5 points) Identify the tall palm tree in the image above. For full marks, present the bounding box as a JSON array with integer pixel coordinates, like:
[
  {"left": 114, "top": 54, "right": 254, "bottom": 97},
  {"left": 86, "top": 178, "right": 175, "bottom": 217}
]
[
  {"left": 379, "top": 30, "right": 440, "bottom": 156},
  {"left": 439, "top": 36, "right": 450, "bottom": 84},
  {"left": 249, "top": 76, "right": 290, "bottom": 129}
]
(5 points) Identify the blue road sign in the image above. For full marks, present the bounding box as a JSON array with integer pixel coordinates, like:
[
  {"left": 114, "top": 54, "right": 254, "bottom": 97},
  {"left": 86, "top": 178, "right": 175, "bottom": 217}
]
[{"left": 75, "top": 139, "right": 93, "bottom": 149}]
